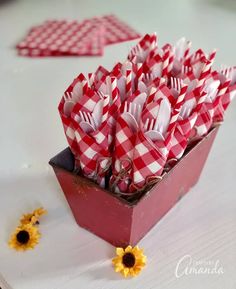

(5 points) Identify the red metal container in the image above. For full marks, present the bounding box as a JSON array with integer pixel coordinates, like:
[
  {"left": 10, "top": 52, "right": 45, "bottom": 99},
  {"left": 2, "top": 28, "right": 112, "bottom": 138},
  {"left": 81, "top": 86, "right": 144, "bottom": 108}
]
[{"left": 49, "top": 126, "right": 219, "bottom": 247}]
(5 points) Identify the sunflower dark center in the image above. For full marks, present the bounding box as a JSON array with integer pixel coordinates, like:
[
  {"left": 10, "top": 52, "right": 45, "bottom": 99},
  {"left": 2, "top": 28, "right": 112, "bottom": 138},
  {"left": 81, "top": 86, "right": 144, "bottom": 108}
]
[
  {"left": 16, "top": 230, "right": 30, "bottom": 244},
  {"left": 122, "top": 252, "right": 136, "bottom": 268}
]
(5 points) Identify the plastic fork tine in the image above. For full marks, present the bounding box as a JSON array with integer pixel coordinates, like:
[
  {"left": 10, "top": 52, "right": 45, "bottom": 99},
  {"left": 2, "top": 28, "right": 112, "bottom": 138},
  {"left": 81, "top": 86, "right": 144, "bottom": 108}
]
[
  {"left": 86, "top": 112, "right": 92, "bottom": 126},
  {"left": 186, "top": 108, "right": 191, "bottom": 118},
  {"left": 149, "top": 119, "right": 154, "bottom": 130},
  {"left": 124, "top": 101, "right": 128, "bottom": 113},
  {"left": 170, "top": 77, "right": 174, "bottom": 89},
  {"left": 154, "top": 115, "right": 159, "bottom": 131},
  {"left": 144, "top": 118, "right": 149, "bottom": 131},
  {"left": 176, "top": 79, "right": 179, "bottom": 91},
  {"left": 178, "top": 78, "right": 182, "bottom": 92},
  {"left": 182, "top": 66, "right": 187, "bottom": 75},
  {"left": 79, "top": 111, "right": 84, "bottom": 121},
  {"left": 83, "top": 112, "right": 90, "bottom": 123},
  {"left": 64, "top": 91, "right": 70, "bottom": 100},
  {"left": 221, "top": 66, "right": 232, "bottom": 79},
  {"left": 183, "top": 65, "right": 192, "bottom": 75},
  {"left": 98, "top": 91, "right": 105, "bottom": 99},
  {"left": 87, "top": 112, "right": 96, "bottom": 128},
  {"left": 181, "top": 107, "right": 186, "bottom": 118},
  {"left": 227, "top": 67, "right": 233, "bottom": 79}
]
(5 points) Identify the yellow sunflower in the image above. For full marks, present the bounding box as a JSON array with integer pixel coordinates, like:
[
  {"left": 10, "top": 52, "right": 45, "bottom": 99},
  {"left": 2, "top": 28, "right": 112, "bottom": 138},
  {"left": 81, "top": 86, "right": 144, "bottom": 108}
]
[
  {"left": 112, "top": 245, "right": 147, "bottom": 277},
  {"left": 8, "top": 224, "right": 41, "bottom": 251},
  {"left": 33, "top": 207, "right": 47, "bottom": 217},
  {"left": 20, "top": 213, "right": 38, "bottom": 225},
  {"left": 20, "top": 207, "right": 47, "bottom": 225}
]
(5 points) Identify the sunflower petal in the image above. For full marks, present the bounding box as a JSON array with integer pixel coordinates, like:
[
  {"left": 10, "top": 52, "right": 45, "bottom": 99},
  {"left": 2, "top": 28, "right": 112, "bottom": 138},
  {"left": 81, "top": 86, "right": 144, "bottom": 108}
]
[
  {"left": 114, "top": 264, "right": 124, "bottom": 272},
  {"left": 122, "top": 268, "right": 130, "bottom": 277},
  {"left": 112, "top": 256, "right": 122, "bottom": 264},
  {"left": 116, "top": 247, "right": 124, "bottom": 256},
  {"left": 125, "top": 245, "right": 132, "bottom": 253}
]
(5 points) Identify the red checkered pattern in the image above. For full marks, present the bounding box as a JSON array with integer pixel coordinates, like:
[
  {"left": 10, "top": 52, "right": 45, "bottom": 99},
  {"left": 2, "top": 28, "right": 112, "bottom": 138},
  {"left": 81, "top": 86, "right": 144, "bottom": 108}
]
[
  {"left": 142, "top": 99, "right": 162, "bottom": 121},
  {"left": 130, "top": 130, "right": 166, "bottom": 191},
  {"left": 127, "top": 33, "right": 157, "bottom": 63},
  {"left": 59, "top": 73, "right": 112, "bottom": 180},
  {"left": 58, "top": 74, "right": 89, "bottom": 159},
  {"left": 110, "top": 114, "right": 137, "bottom": 193},
  {"left": 17, "top": 15, "right": 140, "bottom": 57},
  {"left": 17, "top": 19, "right": 105, "bottom": 57},
  {"left": 145, "top": 50, "right": 162, "bottom": 74},
  {"left": 74, "top": 123, "right": 110, "bottom": 179},
  {"left": 58, "top": 101, "right": 78, "bottom": 157},
  {"left": 168, "top": 112, "right": 197, "bottom": 159},
  {"left": 144, "top": 83, "right": 172, "bottom": 107},
  {"left": 107, "top": 77, "right": 121, "bottom": 129},
  {"left": 222, "top": 84, "right": 236, "bottom": 111},
  {"left": 72, "top": 91, "right": 111, "bottom": 187},
  {"left": 101, "top": 15, "right": 141, "bottom": 45},
  {"left": 57, "top": 33, "right": 236, "bottom": 194},
  {"left": 193, "top": 96, "right": 220, "bottom": 138}
]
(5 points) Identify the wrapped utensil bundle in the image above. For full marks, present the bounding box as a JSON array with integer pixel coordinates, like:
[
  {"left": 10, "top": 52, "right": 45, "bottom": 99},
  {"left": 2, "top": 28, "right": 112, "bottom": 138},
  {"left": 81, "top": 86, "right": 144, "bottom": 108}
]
[
  {"left": 58, "top": 34, "right": 236, "bottom": 195},
  {"left": 50, "top": 34, "right": 235, "bottom": 246}
]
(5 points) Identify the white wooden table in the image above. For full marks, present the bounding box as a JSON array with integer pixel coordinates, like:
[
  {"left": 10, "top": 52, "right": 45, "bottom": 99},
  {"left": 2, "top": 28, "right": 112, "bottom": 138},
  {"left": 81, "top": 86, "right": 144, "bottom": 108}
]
[{"left": 0, "top": 0, "right": 236, "bottom": 288}]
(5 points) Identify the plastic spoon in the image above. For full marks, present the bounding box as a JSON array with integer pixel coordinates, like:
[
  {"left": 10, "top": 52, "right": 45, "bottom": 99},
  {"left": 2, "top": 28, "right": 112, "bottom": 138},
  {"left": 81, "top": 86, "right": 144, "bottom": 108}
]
[
  {"left": 64, "top": 101, "right": 75, "bottom": 117},
  {"left": 80, "top": 121, "right": 95, "bottom": 133},
  {"left": 122, "top": 112, "right": 139, "bottom": 133},
  {"left": 145, "top": 130, "right": 164, "bottom": 141}
]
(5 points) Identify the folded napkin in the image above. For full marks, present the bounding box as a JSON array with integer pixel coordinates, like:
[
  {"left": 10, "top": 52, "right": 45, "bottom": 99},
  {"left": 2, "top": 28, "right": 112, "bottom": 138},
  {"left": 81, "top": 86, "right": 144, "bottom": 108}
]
[
  {"left": 58, "top": 33, "right": 236, "bottom": 194},
  {"left": 17, "top": 15, "right": 141, "bottom": 57}
]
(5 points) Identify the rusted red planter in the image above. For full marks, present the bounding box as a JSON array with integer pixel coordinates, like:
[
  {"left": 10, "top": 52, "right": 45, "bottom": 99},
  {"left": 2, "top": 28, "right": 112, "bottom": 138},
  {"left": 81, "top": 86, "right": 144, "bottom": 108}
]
[{"left": 49, "top": 126, "right": 219, "bottom": 247}]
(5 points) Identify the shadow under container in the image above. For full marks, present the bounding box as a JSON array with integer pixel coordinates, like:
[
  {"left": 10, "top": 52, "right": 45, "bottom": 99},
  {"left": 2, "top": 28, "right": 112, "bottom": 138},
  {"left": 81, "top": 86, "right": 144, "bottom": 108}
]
[{"left": 49, "top": 126, "right": 219, "bottom": 247}]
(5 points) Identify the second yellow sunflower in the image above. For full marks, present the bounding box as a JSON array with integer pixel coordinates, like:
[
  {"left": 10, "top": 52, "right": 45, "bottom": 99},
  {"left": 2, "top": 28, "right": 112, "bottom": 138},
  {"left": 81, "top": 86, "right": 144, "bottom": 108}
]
[
  {"left": 112, "top": 245, "right": 147, "bottom": 277},
  {"left": 8, "top": 224, "right": 40, "bottom": 251}
]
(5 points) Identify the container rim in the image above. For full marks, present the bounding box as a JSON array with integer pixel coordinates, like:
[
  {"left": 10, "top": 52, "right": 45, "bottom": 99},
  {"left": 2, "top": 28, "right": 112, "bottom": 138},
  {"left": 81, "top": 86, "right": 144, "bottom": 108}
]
[{"left": 49, "top": 125, "right": 220, "bottom": 207}]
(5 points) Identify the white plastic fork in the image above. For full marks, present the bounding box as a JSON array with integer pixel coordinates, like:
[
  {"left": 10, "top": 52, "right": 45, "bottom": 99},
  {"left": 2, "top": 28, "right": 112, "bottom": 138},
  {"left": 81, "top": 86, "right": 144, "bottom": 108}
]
[
  {"left": 124, "top": 101, "right": 142, "bottom": 123},
  {"left": 144, "top": 117, "right": 164, "bottom": 141},
  {"left": 221, "top": 65, "right": 233, "bottom": 81},
  {"left": 142, "top": 73, "right": 154, "bottom": 84},
  {"left": 170, "top": 77, "right": 183, "bottom": 93},
  {"left": 144, "top": 117, "right": 162, "bottom": 132},
  {"left": 63, "top": 91, "right": 72, "bottom": 101},
  {"left": 191, "top": 52, "right": 202, "bottom": 63},
  {"left": 79, "top": 111, "right": 96, "bottom": 132},
  {"left": 182, "top": 65, "right": 192, "bottom": 75},
  {"left": 63, "top": 91, "right": 76, "bottom": 117}
]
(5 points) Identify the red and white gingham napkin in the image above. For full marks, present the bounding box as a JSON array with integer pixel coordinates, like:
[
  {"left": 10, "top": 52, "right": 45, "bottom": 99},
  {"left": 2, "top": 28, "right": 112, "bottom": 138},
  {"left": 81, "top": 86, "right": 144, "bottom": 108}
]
[
  {"left": 72, "top": 91, "right": 111, "bottom": 187},
  {"left": 17, "top": 19, "right": 105, "bottom": 57},
  {"left": 17, "top": 15, "right": 141, "bottom": 57},
  {"left": 110, "top": 113, "right": 137, "bottom": 194},
  {"left": 58, "top": 73, "right": 88, "bottom": 157}
]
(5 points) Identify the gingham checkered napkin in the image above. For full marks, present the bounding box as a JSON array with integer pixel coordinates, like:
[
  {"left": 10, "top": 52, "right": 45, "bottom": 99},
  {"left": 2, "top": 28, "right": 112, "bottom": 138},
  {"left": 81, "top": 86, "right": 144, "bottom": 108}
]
[
  {"left": 130, "top": 130, "right": 167, "bottom": 192},
  {"left": 17, "top": 15, "right": 141, "bottom": 57},
  {"left": 58, "top": 33, "right": 236, "bottom": 194},
  {"left": 211, "top": 69, "right": 236, "bottom": 122},
  {"left": 168, "top": 112, "right": 198, "bottom": 160},
  {"left": 58, "top": 73, "right": 88, "bottom": 157},
  {"left": 110, "top": 113, "right": 137, "bottom": 194}
]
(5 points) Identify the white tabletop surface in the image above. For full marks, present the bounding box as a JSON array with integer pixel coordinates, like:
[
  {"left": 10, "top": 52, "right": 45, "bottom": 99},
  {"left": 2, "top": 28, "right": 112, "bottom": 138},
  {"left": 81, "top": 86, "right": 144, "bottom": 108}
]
[{"left": 0, "top": 0, "right": 236, "bottom": 288}]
